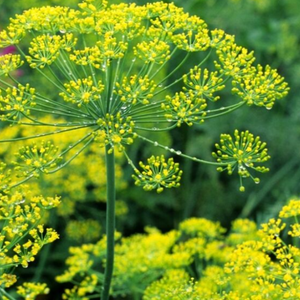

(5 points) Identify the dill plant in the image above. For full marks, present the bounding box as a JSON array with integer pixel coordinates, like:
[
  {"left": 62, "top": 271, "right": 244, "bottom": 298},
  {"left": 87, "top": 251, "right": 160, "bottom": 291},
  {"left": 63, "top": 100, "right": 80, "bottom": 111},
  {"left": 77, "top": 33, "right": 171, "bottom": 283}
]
[
  {"left": 0, "top": 0, "right": 289, "bottom": 298},
  {"left": 57, "top": 197, "right": 300, "bottom": 300}
]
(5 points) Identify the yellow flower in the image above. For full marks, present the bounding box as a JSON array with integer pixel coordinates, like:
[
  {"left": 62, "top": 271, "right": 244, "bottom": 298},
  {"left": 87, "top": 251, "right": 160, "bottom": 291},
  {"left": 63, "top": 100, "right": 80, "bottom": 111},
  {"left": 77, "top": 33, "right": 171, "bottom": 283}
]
[
  {"left": 0, "top": 53, "right": 24, "bottom": 76},
  {"left": 212, "top": 130, "right": 270, "bottom": 190},
  {"left": 17, "top": 282, "right": 49, "bottom": 300},
  {"left": 279, "top": 197, "right": 300, "bottom": 219},
  {"left": 133, "top": 155, "right": 182, "bottom": 193}
]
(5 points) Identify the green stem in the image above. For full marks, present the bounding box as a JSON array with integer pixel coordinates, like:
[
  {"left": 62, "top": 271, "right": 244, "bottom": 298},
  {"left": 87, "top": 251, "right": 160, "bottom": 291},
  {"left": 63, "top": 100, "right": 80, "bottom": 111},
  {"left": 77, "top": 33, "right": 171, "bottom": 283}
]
[
  {"left": 9, "top": 174, "right": 34, "bottom": 190},
  {"left": 136, "top": 134, "right": 227, "bottom": 167},
  {"left": 0, "top": 125, "right": 92, "bottom": 143},
  {"left": 0, "top": 288, "right": 16, "bottom": 300},
  {"left": 203, "top": 101, "right": 246, "bottom": 119},
  {"left": 33, "top": 229, "right": 54, "bottom": 282},
  {"left": 101, "top": 144, "right": 116, "bottom": 300}
]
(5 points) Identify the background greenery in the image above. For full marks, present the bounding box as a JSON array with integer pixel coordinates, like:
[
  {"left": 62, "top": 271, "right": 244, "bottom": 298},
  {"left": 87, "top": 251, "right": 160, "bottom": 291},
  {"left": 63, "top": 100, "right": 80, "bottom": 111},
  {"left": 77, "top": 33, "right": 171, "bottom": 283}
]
[{"left": 1, "top": 0, "right": 299, "bottom": 297}]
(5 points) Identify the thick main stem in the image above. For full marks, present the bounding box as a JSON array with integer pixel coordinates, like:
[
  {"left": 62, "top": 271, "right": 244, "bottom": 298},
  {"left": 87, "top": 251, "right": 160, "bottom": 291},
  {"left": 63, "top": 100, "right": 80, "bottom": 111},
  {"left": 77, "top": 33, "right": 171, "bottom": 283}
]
[{"left": 101, "top": 145, "right": 116, "bottom": 300}]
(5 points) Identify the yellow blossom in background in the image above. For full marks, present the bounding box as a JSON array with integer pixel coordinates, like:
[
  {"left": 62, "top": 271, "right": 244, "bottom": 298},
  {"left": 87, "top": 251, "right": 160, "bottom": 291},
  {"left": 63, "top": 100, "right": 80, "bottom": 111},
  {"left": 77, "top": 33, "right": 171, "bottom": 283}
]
[
  {"left": 179, "top": 217, "right": 226, "bottom": 239},
  {"left": 227, "top": 218, "right": 259, "bottom": 245},
  {"left": 0, "top": 274, "right": 17, "bottom": 288},
  {"left": 54, "top": 197, "right": 300, "bottom": 300},
  {"left": 279, "top": 197, "right": 300, "bottom": 219},
  {"left": 17, "top": 282, "right": 49, "bottom": 300},
  {"left": 66, "top": 219, "right": 101, "bottom": 242}
]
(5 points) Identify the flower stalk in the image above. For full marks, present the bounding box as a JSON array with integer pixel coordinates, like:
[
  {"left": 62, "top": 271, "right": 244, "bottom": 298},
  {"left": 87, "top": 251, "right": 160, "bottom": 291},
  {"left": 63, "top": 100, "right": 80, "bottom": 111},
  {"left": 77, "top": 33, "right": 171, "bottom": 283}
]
[{"left": 102, "top": 144, "right": 116, "bottom": 300}]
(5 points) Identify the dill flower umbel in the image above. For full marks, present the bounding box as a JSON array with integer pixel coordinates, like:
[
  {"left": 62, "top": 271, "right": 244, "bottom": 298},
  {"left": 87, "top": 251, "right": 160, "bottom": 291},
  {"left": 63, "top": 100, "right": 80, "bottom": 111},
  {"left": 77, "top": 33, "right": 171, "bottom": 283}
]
[
  {"left": 17, "top": 282, "right": 49, "bottom": 300},
  {"left": 132, "top": 155, "right": 182, "bottom": 193},
  {"left": 212, "top": 130, "right": 270, "bottom": 191},
  {"left": 13, "top": 140, "right": 60, "bottom": 177},
  {"left": 0, "top": 0, "right": 289, "bottom": 299},
  {"left": 0, "top": 0, "right": 288, "bottom": 190},
  {"left": 0, "top": 54, "right": 23, "bottom": 76},
  {"left": 279, "top": 197, "right": 300, "bottom": 218}
]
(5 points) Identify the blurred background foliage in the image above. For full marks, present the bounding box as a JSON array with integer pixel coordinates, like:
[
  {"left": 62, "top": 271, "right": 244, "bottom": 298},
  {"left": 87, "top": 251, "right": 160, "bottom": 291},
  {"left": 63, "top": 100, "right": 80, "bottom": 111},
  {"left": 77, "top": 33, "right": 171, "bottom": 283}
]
[{"left": 0, "top": 0, "right": 300, "bottom": 296}]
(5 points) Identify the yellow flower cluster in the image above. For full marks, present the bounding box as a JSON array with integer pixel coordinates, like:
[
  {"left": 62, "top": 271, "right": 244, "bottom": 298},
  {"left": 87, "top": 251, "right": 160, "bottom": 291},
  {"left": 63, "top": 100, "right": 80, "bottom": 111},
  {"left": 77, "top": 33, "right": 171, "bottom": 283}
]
[
  {"left": 209, "top": 29, "right": 235, "bottom": 48},
  {"left": 288, "top": 223, "right": 300, "bottom": 237},
  {"left": 4, "top": 6, "right": 76, "bottom": 38},
  {"left": 116, "top": 75, "right": 157, "bottom": 105},
  {"left": 56, "top": 234, "right": 115, "bottom": 299},
  {"left": 212, "top": 130, "right": 270, "bottom": 191},
  {"left": 69, "top": 36, "right": 127, "bottom": 68},
  {"left": 0, "top": 187, "right": 59, "bottom": 289},
  {"left": 232, "top": 64, "right": 289, "bottom": 109},
  {"left": 0, "top": 83, "right": 36, "bottom": 122},
  {"left": 215, "top": 43, "right": 255, "bottom": 77},
  {"left": 227, "top": 218, "right": 258, "bottom": 245},
  {"left": 179, "top": 217, "right": 226, "bottom": 239},
  {"left": 79, "top": 0, "right": 108, "bottom": 16},
  {"left": 0, "top": 163, "right": 11, "bottom": 193},
  {"left": 96, "top": 113, "right": 136, "bottom": 152},
  {"left": 0, "top": 0, "right": 288, "bottom": 129},
  {"left": 26, "top": 35, "right": 64, "bottom": 69},
  {"left": 134, "top": 39, "right": 171, "bottom": 64},
  {"left": 0, "top": 1, "right": 292, "bottom": 298},
  {"left": 170, "top": 16, "right": 210, "bottom": 52},
  {"left": 12, "top": 225, "right": 59, "bottom": 268},
  {"left": 17, "top": 282, "right": 49, "bottom": 300},
  {"left": 183, "top": 67, "right": 225, "bottom": 102},
  {"left": 279, "top": 197, "right": 300, "bottom": 218},
  {"left": 146, "top": 3, "right": 187, "bottom": 35},
  {"left": 0, "top": 26, "right": 24, "bottom": 48},
  {"left": 143, "top": 269, "right": 195, "bottom": 300},
  {"left": 132, "top": 155, "right": 182, "bottom": 193},
  {"left": 0, "top": 54, "right": 23, "bottom": 77},
  {"left": 96, "top": 35, "right": 128, "bottom": 63},
  {"left": 69, "top": 46, "right": 101, "bottom": 68},
  {"left": 223, "top": 210, "right": 300, "bottom": 299},
  {"left": 0, "top": 273, "right": 17, "bottom": 289},
  {"left": 60, "top": 76, "right": 105, "bottom": 107},
  {"left": 113, "top": 229, "right": 190, "bottom": 289},
  {"left": 61, "top": 275, "right": 98, "bottom": 300},
  {"left": 13, "top": 140, "right": 60, "bottom": 178},
  {"left": 162, "top": 91, "right": 207, "bottom": 126},
  {"left": 56, "top": 227, "right": 188, "bottom": 298},
  {"left": 57, "top": 212, "right": 227, "bottom": 298},
  {"left": 150, "top": 197, "right": 300, "bottom": 300}
]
